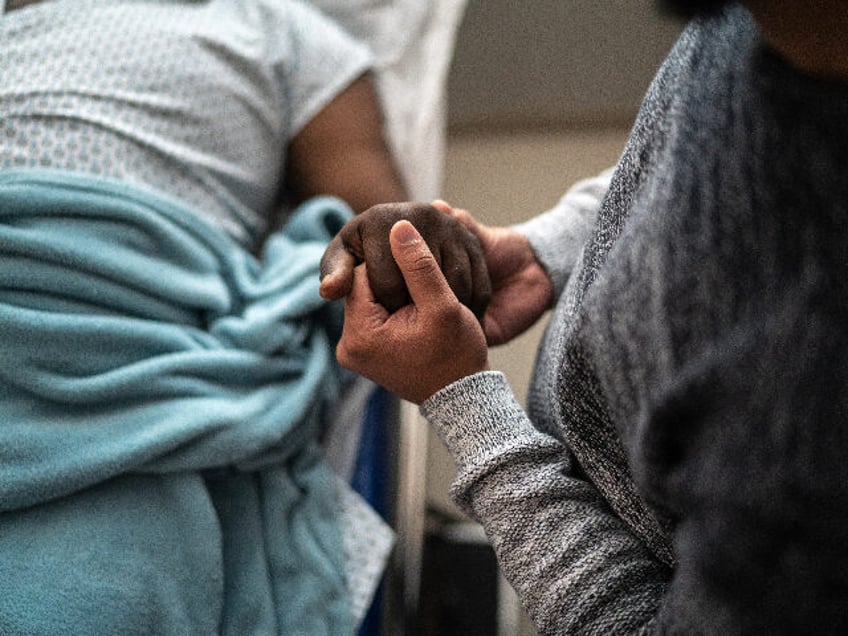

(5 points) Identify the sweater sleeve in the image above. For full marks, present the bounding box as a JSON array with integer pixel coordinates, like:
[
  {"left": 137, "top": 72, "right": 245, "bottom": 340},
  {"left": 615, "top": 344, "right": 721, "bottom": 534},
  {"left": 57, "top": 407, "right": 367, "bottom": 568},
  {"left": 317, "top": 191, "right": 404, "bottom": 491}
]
[
  {"left": 514, "top": 168, "right": 613, "bottom": 299},
  {"left": 421, "top": 372, "right": 670, "bottom": 635}
]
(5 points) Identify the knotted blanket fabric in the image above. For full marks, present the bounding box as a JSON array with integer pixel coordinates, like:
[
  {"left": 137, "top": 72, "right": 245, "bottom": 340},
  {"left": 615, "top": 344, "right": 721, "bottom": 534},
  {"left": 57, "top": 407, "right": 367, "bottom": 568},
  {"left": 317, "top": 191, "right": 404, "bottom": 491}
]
[{"left": 0, "top": 169, "right": 356, "bottom": 635}]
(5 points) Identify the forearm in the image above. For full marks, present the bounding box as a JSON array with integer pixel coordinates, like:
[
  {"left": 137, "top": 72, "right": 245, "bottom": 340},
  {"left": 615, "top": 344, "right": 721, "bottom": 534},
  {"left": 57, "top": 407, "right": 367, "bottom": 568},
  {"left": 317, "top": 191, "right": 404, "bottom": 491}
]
[
  {"left": 6, "top": 0, "right": 44, "bottom": 10},
  {"left": 422, "top": 372, "right": 669, "bottom": 635}
]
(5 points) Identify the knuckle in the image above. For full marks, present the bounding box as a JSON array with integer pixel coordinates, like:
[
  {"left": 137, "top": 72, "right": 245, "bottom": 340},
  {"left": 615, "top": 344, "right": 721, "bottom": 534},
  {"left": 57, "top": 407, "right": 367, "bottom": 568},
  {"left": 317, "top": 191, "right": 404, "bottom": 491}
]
[
  {"left": 435, "top": 299, "right": 466, "bottom": 325},
  {"left": 336, "top": 343, "right": 354, "bottom": 369},
  {"left": 405, "top": 249, "right": 439, "bottom": 275},
  {"left": 448, "top": 271, "right": 473, "bottom": 305}
]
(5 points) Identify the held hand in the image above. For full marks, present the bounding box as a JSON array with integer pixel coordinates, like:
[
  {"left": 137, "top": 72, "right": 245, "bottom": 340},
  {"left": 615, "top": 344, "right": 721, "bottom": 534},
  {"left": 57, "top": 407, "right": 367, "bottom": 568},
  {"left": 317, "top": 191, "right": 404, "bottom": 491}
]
[
  {"left": 337, "top": 221, "right": 489, "bottom": 405},
  {"left": 431, "top": 201, "right": 554, "bottom": 346},
  {"left": 319, "top": 202, "right": 491, "bottom": 321}
]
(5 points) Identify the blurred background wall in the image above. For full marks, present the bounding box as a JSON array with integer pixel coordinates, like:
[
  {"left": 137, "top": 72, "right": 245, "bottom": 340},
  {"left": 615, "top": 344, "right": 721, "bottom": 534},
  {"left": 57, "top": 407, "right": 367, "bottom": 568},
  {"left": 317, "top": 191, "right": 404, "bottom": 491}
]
[{"left": 415, "top": 1, "right": 683, "bottom": 634}]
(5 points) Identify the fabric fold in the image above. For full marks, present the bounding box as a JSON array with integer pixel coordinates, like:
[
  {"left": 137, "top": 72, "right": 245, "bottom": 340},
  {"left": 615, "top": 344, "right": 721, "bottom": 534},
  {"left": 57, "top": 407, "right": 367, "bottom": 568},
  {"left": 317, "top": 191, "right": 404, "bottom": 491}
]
[{"left": 0, "top": 169, "right": 356, "bottom": 634}]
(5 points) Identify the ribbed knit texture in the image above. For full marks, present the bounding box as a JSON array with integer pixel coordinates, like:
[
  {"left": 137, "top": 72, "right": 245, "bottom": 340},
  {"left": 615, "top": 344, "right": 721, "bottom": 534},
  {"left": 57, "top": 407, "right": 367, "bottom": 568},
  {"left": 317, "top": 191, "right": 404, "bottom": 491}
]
[{"left": 424, "top": 4, "right": 848, "bottom": 633}]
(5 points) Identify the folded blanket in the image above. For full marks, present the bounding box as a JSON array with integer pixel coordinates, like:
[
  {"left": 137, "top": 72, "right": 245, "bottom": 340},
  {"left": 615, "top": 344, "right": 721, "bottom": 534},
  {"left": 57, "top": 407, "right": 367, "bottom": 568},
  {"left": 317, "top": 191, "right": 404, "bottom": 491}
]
[{"left": 0, "top": 169, "right": 356, "bottom": 635}]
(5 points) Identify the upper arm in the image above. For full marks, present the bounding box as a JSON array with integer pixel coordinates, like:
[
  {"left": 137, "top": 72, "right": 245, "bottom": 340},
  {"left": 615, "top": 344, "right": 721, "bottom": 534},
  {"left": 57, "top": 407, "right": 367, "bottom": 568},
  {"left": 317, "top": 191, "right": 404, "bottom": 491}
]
[{"left": 285, "top": 72, "right": 407, "bottom": 213}]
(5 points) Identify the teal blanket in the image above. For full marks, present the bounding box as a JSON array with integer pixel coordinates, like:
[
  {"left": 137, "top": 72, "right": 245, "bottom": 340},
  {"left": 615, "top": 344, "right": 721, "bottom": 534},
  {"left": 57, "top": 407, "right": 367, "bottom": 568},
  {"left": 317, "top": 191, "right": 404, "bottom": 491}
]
[{"left": 0, "top": 170, "right": 355, "bottom": 635}]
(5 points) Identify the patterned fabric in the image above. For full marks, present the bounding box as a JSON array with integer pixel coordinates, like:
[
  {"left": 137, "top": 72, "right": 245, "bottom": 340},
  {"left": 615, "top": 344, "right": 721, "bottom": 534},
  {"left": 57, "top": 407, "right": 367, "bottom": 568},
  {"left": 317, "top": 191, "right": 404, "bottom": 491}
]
[
  {"left": 0, "top": 0, "right": 372, "bottom": 247},
  {"left": 0, "top": 2, "right": 394, "bottom": 630}
]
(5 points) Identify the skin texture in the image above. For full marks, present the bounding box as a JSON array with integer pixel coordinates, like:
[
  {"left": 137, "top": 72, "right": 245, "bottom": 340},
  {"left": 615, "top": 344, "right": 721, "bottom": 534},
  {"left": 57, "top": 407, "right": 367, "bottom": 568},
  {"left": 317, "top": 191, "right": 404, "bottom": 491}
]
[
  {"left": 285, "top": 73, "right": 407, "bottom": 214},
  {"left": 333, "top": 199, "right": 555, "bottom": 403},
  {"left": 336, "top": 220, "right": 489, "bottom": 404},
  {"left": 431, "top": 201, "right": 553, "bottom": 346},
  {"left": 320, "top": 202, "right": 492, "bottom": 320},
  {"left": 6, "top": 0, "right": 43, "bottom": 9},
  {"left": 322, "top": 201, "right": 553, "bottom": 404},
  {"left": 321, "top": 200, "right": 552, "bottom": 347}
]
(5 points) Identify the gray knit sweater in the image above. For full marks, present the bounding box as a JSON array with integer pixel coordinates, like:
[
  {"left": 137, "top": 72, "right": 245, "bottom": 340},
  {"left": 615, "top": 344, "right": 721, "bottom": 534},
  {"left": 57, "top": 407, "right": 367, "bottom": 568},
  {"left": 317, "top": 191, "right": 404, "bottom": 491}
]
[{"left": 421, "top": 5, "right": 848, "bottom": 634}]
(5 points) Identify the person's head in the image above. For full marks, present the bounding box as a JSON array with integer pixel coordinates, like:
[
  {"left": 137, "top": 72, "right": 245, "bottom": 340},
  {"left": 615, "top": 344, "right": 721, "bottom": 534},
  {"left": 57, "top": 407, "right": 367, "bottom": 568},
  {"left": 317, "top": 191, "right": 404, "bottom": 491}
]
[{"left": 657, "top": 0, "right": 735, "bottom": 18}]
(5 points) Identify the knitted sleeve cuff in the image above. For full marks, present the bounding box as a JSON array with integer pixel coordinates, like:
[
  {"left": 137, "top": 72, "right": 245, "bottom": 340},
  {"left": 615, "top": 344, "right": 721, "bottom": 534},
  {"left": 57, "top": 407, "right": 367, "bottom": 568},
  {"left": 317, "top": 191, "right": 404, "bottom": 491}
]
[{"left": 420, "top": 371, "right": 552, "bottom": 472}]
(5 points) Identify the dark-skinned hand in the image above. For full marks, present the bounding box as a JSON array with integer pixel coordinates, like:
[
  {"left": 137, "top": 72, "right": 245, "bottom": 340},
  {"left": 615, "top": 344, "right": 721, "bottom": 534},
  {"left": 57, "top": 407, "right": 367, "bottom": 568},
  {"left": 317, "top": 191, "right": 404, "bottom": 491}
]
[
  {"left": 337, "top": 220, "right": 489, "bottom": 404},
  {"left": 319, "top": 202, "right": 492, "bottom": 321},
  {"left": 430, "top": 201, "right": 554, "bottom": 346}
]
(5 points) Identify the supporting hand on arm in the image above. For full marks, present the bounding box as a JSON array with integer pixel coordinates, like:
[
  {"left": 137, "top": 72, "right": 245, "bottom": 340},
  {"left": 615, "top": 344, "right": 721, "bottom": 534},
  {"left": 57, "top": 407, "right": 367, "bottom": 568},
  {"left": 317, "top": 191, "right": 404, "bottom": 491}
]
[
  {"left": 430, "top": 201, "right": 554, "bottom": 346},
  {"left": 336, "top": 220, "right": 489, "bottom": 404}
]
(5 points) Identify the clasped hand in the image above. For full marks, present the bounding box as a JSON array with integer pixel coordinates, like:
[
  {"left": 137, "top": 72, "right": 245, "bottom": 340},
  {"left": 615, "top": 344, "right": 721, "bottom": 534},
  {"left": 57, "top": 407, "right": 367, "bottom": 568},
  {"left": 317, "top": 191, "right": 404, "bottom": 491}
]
[
  {"left": 320, "top": 202, "right": 492, "bottom": 319},
  {"left": 320, "top": 201, "right": 555, "bottom": 404}
]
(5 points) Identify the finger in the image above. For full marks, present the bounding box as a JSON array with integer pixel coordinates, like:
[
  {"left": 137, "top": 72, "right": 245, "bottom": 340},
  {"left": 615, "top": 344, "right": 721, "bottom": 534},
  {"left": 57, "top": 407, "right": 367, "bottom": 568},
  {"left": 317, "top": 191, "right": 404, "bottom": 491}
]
[
  {"left": 449, "top": 207, "right": 481, "bottom": 237},
  {"left": 389, "top": 220, "right": 455, "bottom": 310},
  {"left": 347, "top": 262, "right": 377, "bottom": 303},
  {"left": 431, "top": 200, "right": 477, "bottom": 234},
  {"left": 431, "top": 199, "right": 454, "bottom": 215},
  {"left": 362, "top": 234, "right": 409, "bottom": 313},
  {"left": 338, "top": 264, "right": 388, "bottom": 371},
  {"left": 341, "top": 265, "right": 386, "bottom": 347},
  {"left": 467, "top": 237, "right": 493, "bottom": 322},
  {"left": 319, "top": 234, "right": 357, "bottom": 300},
  {"left": 439, "top": 245, "right": 473, "bottom": 312},
  {"left": 432, "top": 202, "right": 484, "bottom": 251},
  {"left": 483, "top": 312, "right": 506, "bottom": 347}
]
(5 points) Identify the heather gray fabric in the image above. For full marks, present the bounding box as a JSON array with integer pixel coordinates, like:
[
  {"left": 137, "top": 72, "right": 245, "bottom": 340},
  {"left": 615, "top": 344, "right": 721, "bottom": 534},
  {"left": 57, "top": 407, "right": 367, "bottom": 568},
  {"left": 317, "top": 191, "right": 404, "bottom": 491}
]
[{"left": 422, "top": 5, "right": 848, "bottom": 634}]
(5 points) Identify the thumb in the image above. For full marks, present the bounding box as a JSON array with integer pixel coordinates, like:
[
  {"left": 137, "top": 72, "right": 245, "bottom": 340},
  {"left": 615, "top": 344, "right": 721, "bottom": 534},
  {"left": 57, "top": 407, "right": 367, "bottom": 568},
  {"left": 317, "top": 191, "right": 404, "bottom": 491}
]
[{"left": 389, "top": 220, "right": 454, "bottom": 308}]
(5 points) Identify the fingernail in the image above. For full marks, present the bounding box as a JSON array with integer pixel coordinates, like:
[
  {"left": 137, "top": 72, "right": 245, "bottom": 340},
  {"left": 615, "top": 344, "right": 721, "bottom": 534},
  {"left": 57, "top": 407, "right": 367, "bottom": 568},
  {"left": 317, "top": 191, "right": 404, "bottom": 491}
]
[{"left": 393, "top": 220, "right": 421, "bottom": 245}]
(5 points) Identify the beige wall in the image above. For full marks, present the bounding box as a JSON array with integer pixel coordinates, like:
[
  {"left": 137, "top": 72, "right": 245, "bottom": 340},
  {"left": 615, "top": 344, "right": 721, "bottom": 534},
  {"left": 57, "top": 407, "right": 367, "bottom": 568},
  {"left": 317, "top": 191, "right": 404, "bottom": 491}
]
[{"left": 448, "top": 0, "right": 682, "bottom": 130}]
